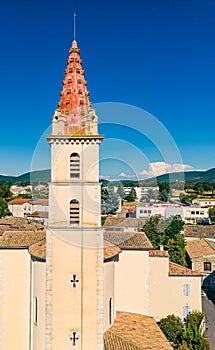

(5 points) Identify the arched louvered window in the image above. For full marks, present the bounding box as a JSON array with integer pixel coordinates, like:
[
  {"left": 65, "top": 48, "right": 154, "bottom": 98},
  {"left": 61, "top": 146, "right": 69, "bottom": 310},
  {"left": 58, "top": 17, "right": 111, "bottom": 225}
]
[
  {"left": 70, "top": 153, "right": 80, "bottom": 179},
  {"left": 70, "top": 199, "right": 80, "bottom": 225}
]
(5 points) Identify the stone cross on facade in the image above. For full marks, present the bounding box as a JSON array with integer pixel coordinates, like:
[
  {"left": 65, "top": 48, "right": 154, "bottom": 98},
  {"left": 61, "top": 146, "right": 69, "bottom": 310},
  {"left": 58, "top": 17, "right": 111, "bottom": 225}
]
[
  {"left": 70, "top": 331, "right": 79, "bottom": 346},
  {"left": 70, "top": 274, "right": 79, "bottom": 288}
]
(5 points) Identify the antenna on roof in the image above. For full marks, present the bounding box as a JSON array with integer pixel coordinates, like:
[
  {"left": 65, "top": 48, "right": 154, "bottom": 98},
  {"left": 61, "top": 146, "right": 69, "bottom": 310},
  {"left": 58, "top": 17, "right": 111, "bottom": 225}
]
[{"left": 74, "top": 12, "right": 77, "bottom": 41}]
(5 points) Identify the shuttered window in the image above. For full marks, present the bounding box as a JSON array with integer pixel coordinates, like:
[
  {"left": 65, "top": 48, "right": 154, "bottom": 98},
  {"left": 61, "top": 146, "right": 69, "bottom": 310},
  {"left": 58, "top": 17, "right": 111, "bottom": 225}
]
[
  {"left": 183, "top": 305, "right": 191, "bottom": 323},
  {"left": 70, "top": 153, "right": 80, "bottom": 179},
  {"left": 70, "top": 200, "right": 80, "bottom": 225},
  {"left": 183, "top": 284, "right": 191, "bottom": 296}
]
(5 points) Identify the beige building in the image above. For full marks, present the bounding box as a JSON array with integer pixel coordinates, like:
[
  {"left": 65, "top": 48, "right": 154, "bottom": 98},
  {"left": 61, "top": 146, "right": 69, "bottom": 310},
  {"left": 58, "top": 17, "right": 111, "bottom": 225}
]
[{"left": 105, "top": 232, "right": 202, "bottom": 322}]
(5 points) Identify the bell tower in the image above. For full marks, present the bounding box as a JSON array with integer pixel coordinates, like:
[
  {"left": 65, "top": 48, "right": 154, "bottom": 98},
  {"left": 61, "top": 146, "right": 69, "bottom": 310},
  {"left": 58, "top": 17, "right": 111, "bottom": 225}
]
[{"left": 46, "top": 38, "right": 104, "bottom": 349}]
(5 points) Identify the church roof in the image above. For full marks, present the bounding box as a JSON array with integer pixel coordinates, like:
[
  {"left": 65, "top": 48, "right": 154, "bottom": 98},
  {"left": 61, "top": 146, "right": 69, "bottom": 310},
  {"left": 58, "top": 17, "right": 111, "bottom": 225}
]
[
  {"left": 104, "top": 240, "right": 121, "bottom": 261},
  {"left": 29, "top": 238, "right": 46, "bottom": 260},
  {"left": 104, "top": 232, "right": 153, "bottom": 250},
  {"left": 104, "top": 311, "right": 173, "bottom": 350},
  {"left": 0, "top": 231, "right": 46, "bottom": 248}
]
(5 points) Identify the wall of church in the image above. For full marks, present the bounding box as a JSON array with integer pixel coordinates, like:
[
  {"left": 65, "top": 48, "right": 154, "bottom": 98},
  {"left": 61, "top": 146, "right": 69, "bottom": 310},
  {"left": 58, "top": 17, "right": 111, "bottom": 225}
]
[
  {"left": 49, "top": 184, "right": 101, "bottom": 227},
  {"left": 31, "top": 260, "right": 46, "bottom": 350},
  {"left": 51, "top": 142, "right": 99, "bottom": 183},
  {"left": 46, "top": 230, "right": 103, "bottom": 349},
  {"left": 104, "top": 261, "right": 115, "bottom": 332},
  {"left": 115, "top": 250, "right": 150, "bottom": 316},
  {"left": 0, "top": 249, "right": 30, "bottom": 350},
  {"left": 149, "top": 257, "right": 202, "bottom": 321}
]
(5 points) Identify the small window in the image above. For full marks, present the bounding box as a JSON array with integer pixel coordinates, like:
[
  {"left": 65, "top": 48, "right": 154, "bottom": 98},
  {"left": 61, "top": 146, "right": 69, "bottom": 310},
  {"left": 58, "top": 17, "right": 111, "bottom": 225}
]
[
  {"left": 34, "top": 297, "right": 38, "bottom": 325},
  {"left": 140, "top": 210, "right": 143, "bottom": 214},
  {"left": 148, "top": 210, "right": 151, "bottom": 214},
  {"left": 200, "top": 211, "right": 204, "bottom": 215},
  {"left": 204, "top": 262, "right": 211, "bottom": 271},
  {"left": 70, "top": 200, "right": 80, "bottom": 225},
  {"left": 144, "top": 210, "right": 147, "bottom": 214},
  {"left": 70, "top": 153, "right": 80, "bottom": 179},
  {"left": 191, "top": 211, "right": 195, "bottom": 215},
  {"left": 183, "top": 284, "right": 191, "bottom": 296},
  {"left": 196, "top": 211, "right": 199, "bottom": 215}
]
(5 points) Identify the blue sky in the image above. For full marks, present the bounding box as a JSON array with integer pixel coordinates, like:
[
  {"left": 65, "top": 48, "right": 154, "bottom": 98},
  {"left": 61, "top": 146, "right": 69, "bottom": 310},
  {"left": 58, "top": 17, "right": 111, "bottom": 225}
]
[{"left": 0, "top": 0, "right": 215, "bottom": 178}]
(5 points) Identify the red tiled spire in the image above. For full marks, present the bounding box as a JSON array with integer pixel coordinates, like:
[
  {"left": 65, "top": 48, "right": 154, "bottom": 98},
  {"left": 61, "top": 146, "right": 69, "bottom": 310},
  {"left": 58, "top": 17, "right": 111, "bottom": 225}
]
[{"left": 57, "top": 40, "right": 91, "bottom": 135}]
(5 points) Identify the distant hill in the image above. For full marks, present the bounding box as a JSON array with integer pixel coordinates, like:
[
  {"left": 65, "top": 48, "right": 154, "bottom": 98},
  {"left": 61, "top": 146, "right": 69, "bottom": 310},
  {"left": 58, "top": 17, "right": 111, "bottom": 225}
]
[
  {"left": 145, "top": 168, "right": 215, "bottom": 183},
  {"left": 0, "top": 169, "right": 51, "bottom": 184},
  {"left": 0, "top": 168, "right": 215, "bottom": 184}
]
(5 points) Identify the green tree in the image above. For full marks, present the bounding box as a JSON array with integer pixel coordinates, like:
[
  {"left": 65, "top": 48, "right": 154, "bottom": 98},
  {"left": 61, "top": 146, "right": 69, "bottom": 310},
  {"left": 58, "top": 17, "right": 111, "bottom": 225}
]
[
  {"left": 116, "top": 183, "right": 124, "bottom": 199},
  {"left": 208, "top": 206, "right": 215, "bottom": 223},
  {"left": 140, "top": 215, "right": 164, "bottom": 248},
  {"left": 0, "top": 198, "right": 10, "bottom": 218},
  {"left": 166, "top": 234, "right": 187, "bottom": 266},
  {"left": 159, "top": 189, "right": 170, "bottom": 202},
  {"left": 101, "top": 187, "right": 119, "bottom": 214},
  {"left": 159, "top": 314, "right": 184, "bottom": 349},
  {"left": 0, "top": 182, "right": 12, "bottom": 198},
  {"left": 124, "top": 194, "right": 135, "bottom": 202},
  {"left": 165, "top": 216, "right": 184, "bottom": 240}
]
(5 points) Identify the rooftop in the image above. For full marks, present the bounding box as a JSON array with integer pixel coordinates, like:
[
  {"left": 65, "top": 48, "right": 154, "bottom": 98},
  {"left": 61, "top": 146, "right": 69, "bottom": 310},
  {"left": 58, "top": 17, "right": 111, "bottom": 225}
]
[
  {"left": 0, "top": 216, "right": 44, "bottom": 235},
  {"left": 184, "top": 225, "right": 215, "bottom": 238},
  {"left": 104, "top": 311, "right": 173, "bottom": 350},
  {"left": 149, "top": 250, "right": 169, "bottom": 257},
  {"left": 0, "top": 231, "right": 46, "bottom": 248},
  {"left": 169, "top": 261, "right": 202, "bottom": 276},
  {"left": 186, "top": 238, "right": 215, "bottom": 258},
  {"left": 104, "top": 217, "right": 147, "bottom": 228},
  {"left": 104, "top": 232, "right": 153, "bottom": 250},
  {"left": 104, "top": 240, "right": 121, "bottom": 261}
]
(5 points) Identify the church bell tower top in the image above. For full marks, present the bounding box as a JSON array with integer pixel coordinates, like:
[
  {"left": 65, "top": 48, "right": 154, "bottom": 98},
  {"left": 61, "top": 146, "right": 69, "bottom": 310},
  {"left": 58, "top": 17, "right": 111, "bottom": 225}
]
[{"left": 51, "top": 15, "right": 99, "bottom": 137}]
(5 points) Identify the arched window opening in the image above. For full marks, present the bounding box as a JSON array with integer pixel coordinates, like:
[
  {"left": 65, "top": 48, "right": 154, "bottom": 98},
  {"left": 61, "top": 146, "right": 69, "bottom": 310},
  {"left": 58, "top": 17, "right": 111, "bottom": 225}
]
[
  {"left": 109, "top": 297, "right": 112, "bottom": 326},
  {"left": 70, "top": 153, "right": 80, "bottom": 179},
  {"left": 70, "top": 199, "right": 80, "bottom": 225}
]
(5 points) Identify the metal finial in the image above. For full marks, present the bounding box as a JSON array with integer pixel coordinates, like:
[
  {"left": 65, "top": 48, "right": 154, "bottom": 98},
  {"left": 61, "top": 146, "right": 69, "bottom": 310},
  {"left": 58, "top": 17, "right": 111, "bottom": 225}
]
[{"left": 74, "top": 12, "right": 76, "bottom": 41}]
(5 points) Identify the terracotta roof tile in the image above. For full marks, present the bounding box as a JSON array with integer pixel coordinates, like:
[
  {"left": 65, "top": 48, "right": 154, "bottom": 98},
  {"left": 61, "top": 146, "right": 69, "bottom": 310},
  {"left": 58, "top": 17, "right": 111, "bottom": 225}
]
[
  {"left": 104, "top": 311, "right": 173, "bottom": 350},
  {"left": 0, "top": 231, "right": 46, "bottom": 248},
  {"left": 149, "top": 250, "right": 169, "bottom": 257},
  {"left": 186, "top": 238, "right": 215, "bottom": 259},
  {"left": 169, "top": 262, "right": 202, "bottom": 276},
  {"left": 184, "top": 225, "right": 215, "bottom": 238},
  {"left": 104, "top": 217, "right": 147, "bottom": 228},
  {"left": 0, "top": 216, "right": 44, "bottom": 235},
  {"left": 29, "top": 199, "right": 48, "bottom": 205},
  {"left": 104, "top": 240, "right": 121, "bottom": 261},
  {"left": 29, "top": 239, "right": 46, "bottom": 259},
  {"left": 8, "top": 198, "right": 30, "bottom": 205},
  {"left": 28, "top": 211, "right": 48, "bottom": 218},
  {"left": 104, "top": 232, "right": 153, "bottom": 250}
]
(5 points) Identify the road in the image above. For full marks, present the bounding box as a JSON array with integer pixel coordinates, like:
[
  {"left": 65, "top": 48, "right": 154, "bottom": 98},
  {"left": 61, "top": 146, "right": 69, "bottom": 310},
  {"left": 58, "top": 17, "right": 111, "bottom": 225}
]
[{"left": 202, "top": 290, "right": 215, "bottom": 350}]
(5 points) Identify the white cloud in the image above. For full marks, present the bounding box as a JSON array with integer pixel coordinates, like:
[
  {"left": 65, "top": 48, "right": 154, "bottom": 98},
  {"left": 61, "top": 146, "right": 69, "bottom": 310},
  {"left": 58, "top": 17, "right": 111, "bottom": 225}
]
[
  {"left": 119, "top": 172, "right": 135, "bottom": 178},
  {"left": 139, "top": 162, "right": 193, "bottom": 178}
]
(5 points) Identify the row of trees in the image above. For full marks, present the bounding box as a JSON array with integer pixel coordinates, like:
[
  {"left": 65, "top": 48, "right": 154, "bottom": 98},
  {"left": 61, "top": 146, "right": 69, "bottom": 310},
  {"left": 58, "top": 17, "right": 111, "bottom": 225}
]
[
  {"left": 159, "top": 312, "right": 209, "bottom": 349},
  {"left": 139, "top": 215, "right": 187, "bottom": 266}
]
